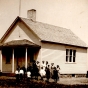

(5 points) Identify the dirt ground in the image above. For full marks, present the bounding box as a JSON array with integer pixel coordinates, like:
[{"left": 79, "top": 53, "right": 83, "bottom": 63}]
[
  {"left": 42, "top": 77, "right": 88, "bottom": 85},
  {"left": 57, "top": 77, "right": 88, "bottom": 85}
]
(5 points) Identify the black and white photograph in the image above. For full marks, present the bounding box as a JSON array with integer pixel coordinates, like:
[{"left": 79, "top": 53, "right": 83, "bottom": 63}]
[{"left": 0, "top": 0, "right": 88, "bottom": 87}]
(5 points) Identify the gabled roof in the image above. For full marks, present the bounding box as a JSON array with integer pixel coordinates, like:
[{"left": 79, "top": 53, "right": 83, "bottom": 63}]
[
  {"left": 1, "top": 16, "right": 87, "bottom": 48},
  {"left": 20, "top": 17, "right": 87, "bottom": 48}
]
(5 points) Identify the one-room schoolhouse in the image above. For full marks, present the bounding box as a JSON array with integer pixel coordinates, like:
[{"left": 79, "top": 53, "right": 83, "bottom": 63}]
[{"left": 0, "top": 9, "right": 88, "bottom": 77}]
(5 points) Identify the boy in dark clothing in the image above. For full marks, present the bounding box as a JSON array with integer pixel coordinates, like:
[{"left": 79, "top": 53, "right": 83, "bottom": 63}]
[
  {"left": 53, "top": 67, "right": 58, "bottom": 83},
  {"left": 22, "top": 66, "right": 26, "bottom": 79},
  {"left": 15, "top": 68, "right": 20, "bottom": 83},
  {"left": 46, "top": 65, "right": 50, "bottom": 82}
]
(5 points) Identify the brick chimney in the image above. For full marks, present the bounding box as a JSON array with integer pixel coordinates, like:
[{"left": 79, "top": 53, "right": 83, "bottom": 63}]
[{"left": 27, "top": 9, "right": 36, "bottom": 21}]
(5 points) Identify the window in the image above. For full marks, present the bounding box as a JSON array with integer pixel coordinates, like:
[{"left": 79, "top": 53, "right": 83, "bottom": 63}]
[
  {"left": 66, "top": 49, "right": 76, "bottom": 62},
  {"left": 2, "top": 48, "right": 11, "bottom": 64}
]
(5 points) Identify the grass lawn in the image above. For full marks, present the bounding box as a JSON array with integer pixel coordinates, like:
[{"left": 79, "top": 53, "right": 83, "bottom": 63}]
[
  {"left": 0, "top": 76, "right": 88, "bottom": 87},
  {"left": 1, "top": 76, "right": 88, "bottom": 85}
]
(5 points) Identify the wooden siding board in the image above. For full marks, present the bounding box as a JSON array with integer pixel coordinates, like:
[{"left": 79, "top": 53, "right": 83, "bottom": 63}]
[{"left": 41, "top": 42, "right": 87, "bottom": 74}]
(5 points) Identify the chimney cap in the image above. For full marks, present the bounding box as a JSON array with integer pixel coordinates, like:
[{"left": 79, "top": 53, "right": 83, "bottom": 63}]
[{"left": 28, "top": 9, "right": 36, "bottom": 11}]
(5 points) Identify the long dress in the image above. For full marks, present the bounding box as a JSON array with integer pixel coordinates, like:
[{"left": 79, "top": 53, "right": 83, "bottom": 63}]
[
  {"left": 39, "top": 69, "right": 46, "bottom": 77},
  {"left": 41, "top": 63, "right": 46, "bottom": 71},
  {"left": 57, "top": 67, "right": 60, "bottom": 80},
  {"left": 53, "top": 69, "right": 58, "bottom": 83},
  {"left": 46, "top": 68, "right": 50, "bottom": 81}
]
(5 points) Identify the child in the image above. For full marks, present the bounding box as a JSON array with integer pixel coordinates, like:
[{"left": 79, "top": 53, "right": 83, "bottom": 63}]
[
  {"left": 19, "top": 67, "right": 24, "bottom": 80},
  {"left": 39, "top": 67, "right": 46, "bottom": 80},
  {"left": 53, "top": 67, "right": 58, "bottom": 83}
]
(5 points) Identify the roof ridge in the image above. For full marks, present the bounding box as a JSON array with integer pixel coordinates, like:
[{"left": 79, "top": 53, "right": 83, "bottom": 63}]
[{"left": 20, "top": 17, "right": 70, "bottom": 31}]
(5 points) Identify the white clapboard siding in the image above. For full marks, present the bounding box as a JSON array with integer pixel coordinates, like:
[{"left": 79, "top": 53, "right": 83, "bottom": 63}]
[{"left": 41, "top": 42, "right": 87, "bottom": 74}]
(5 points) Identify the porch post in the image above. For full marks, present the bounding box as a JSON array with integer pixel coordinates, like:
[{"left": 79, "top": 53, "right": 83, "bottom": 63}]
[
  {"left": 40, "top": 48, "right": 42, "bottom": 66},
  {"left": 0, "top": 50, "right": 2, "bottom": 72},
  {"left": 87, "top": 48, "right": 88, "bottom": 77},
  {"left": 12, "top": 49, "right": 14, "bottom": 73},
  {"left": 25, "top": 47, "right": 27, "bottom": 69}
]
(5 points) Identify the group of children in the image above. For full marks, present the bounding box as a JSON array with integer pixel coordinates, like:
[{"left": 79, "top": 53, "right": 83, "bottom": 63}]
[
  {"left": 39, "top": 61, "right": 60, "bottom": 82},
  {"left": 15, "top": 60, "right": 60, "bottom": 83}
]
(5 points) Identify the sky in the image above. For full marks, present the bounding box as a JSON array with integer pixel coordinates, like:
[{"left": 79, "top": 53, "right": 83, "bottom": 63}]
[{"left": 0, "top": 0, "right": 88, "bottom": 44}]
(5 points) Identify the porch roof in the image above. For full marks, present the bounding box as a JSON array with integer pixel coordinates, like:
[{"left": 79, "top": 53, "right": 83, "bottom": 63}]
[{"left": 0, "top": 39, "right": 41, "bottom": 48}]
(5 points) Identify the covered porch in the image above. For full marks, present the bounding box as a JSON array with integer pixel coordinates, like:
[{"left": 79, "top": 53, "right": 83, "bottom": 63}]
[{"left": 0, "top": 39, "right": 41, "bottom": 73}]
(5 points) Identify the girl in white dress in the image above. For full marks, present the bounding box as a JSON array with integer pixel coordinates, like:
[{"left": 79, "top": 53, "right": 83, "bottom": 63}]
[{"left": 39, "top": 67, "right": 46, "bottom": 80}]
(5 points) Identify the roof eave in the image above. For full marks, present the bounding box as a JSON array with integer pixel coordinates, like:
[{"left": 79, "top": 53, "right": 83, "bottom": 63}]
[
  {"left": 41, "top": 40, "right": 88, "bottom": 49},
  {"left": 0, "top": 16, "right": 20, "bottom": 43},
  {"left": 0, "top": 39, "right": 41, "bottom": 48}
]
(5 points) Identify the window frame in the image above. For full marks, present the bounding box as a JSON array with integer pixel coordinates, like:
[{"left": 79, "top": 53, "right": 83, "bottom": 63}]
[{"left": 66, "top": 49, "right": 76, "bottom": 63}]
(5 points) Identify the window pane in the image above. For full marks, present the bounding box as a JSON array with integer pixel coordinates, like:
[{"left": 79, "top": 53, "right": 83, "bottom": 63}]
[
  {"left": 70, "top": 49, "right": 72, "bottom": 56},
  {"left": 73, "top": 50, "right": 76, "bottom": 56},
  {"left": 73, "top": 56, "right": 75, "bottom": 62},
  {"left": 66, "top": 49, "right": 69, "bottom": 55},
  {"left": 66, "top": 56, "right": 68, "bottom": 62},
  {"left": 73, "top": 50, "right": 76, "bottom": 62},
  {"left": 69, "top": 56, "right": 72, "bottom": 62}
]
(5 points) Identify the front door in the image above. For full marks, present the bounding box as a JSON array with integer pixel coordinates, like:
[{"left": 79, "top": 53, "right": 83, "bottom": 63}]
[{"left": 15, "top": 48, "right": 25, "bottom": 68}]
